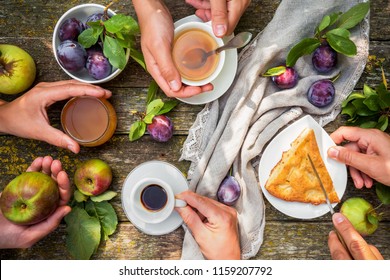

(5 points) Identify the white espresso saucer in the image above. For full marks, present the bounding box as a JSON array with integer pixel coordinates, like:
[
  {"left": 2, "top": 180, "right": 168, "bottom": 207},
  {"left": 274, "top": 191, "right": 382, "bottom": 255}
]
[
  {"left": 174, "top": 15, "right": 238, "bottom": 105},
  {"left": 121, "top": 161, "right": 189, "bottom": 235}
]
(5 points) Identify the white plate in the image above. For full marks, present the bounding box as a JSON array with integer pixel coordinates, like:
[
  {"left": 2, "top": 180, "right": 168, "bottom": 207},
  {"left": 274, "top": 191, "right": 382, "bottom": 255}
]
[
  {"left": 174, "top": 15, "right": 238, "bottom": 105},
  {"left": 258, "top": 115, "right": 347, "bottom": 219},
  {"left": 121, "top": 161, "right": 189, "bottom": 235}
]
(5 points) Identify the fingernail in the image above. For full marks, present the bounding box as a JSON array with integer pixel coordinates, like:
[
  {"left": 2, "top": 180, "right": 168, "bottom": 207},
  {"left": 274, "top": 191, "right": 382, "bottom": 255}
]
[
  {"left": 67, "top": 144, "right": 76, "bottom": 154},
  {"left": 333, "top": 213, "right": 345, "bottom": 224},
  {"left": 169, "top": 80, "right": 180, "bottom": 91},
  {"left": 328, "top": 147, "right": 340, "bottom": 158},
  {"left": 215, "top": 24, "right": 226, "bottom": 37}
]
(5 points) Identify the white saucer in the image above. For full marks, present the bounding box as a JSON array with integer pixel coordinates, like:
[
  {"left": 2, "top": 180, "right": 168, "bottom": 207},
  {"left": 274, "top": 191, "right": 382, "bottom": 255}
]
[
  {"left": 174, "top": 15, "right": 238, "bottom": 105},
  {"left": 121, "top": 161, "right": 189, "bottom": 235}
]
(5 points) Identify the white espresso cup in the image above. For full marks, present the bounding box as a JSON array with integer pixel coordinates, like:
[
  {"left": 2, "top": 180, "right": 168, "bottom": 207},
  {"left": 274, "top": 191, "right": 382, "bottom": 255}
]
[
  {"left": 129, "top": 178, "right": 187, "bottom": 224},
  {"left": 173, "top": 21, "right": 225, "bottom": 86}
]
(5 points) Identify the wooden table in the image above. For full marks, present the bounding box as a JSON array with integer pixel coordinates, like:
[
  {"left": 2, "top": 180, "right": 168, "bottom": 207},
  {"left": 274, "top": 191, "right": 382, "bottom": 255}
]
[{"left": 0, "top": 0, "right": 389, "bottom": 260}]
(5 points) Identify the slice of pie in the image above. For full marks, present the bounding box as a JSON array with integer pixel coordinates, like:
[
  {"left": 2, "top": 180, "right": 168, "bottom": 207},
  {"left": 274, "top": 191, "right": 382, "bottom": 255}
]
[{"left": 264, "top": 127, "right": 340, "bottom": 205}]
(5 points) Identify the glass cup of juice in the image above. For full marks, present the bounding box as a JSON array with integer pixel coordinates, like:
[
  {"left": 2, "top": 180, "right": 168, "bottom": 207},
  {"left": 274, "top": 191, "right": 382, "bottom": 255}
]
[{"left": 61, "top": 96, "right": 117, "bottom": 147}]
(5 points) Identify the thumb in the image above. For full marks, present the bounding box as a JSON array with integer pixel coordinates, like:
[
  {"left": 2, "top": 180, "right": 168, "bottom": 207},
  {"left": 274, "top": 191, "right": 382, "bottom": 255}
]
[
  {"left": 151, "top": 44, "right": 182, "bottom": 92},
  {"left": 210, "top": 1, "right": 228, "bottom": 37},
  {"left": 175, "top": 205, "right": 205, "bottom": 237},
  {"left": 328, "top": 146, "right": 374, "bottom": 176},
  {"left": 42, "top": 126, "right": 80, "bottom": 154}
]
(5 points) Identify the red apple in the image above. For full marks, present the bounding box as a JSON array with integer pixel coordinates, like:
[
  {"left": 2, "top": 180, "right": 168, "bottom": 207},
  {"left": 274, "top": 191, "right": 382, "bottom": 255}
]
[
  {"left": 0, "top": 172, "right": 59, "bottom": 225},
  {"left": 74, "top": 159, "right": 112, "bottom": 196},
  {"left": 0, "top": 44, "right": 36, "bottom": 95}
]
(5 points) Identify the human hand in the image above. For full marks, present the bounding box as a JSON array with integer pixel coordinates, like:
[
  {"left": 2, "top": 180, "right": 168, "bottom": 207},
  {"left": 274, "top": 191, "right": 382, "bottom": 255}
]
[
  {"left": 327, "top": 126, "right": 390, "bottom": 188},
  {"left": 328, "top": 213, "right": 383, "bottom": 260},
  {"left": 0, "top": 156, "right": 72, "bottom": 249},
  {"left": 175, "top": 190, "right": 240, "bottom": 259},
  {"left": 186, "top": 0, "right": 251, "bottom": 37},
  {"left": 0, "top": 80, "right": 111, "bottom": 154},
  {"left": 132, "top": 0, "right": 213, "bottom": 98}
]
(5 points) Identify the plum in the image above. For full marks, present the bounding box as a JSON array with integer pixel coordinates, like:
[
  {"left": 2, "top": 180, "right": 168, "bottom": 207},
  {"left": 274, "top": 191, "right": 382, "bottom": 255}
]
[
  {"left": 217, "top": 175, "right": 241, "bottom": 206},
  {"left": 59, "top": 18, "right": 84, "bottom": 41},
  {"left": 147, "top": 115, "right": 174, "bottom": 142},
  {"left": 57, "top": 40, "right": 87, "bottom": 72},
  {"left": 312, "top": 44, "right": 337, "bottom": 73},
  {"left": 86, "top": 50, "right": 112, "bottom": 80},
  {"left": 85, "top": 13, "right": 105, "bottom": 28},
  {"left": 307, "top": 79, "right": 335, "bottom": 107},
  {"left": 272, "top": 67, "right": 298, "bottom": 89}
]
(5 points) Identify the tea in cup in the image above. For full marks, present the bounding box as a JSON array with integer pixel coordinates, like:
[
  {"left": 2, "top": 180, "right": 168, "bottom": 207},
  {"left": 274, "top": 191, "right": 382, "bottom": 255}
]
[
  {"left": 129, "top": 178, "right": 187, "bottom": 224},
  {"left": 61, "top": 96, "right": 117, "bottom": 147},
  {"left": 172, "top": 21, "right": 225, "bottom": 86}
]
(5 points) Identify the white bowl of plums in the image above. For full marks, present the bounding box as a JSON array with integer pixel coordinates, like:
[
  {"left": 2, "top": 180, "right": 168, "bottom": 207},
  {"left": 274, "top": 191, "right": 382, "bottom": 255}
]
[{"left": 52, "top": 4, "right": 130, "bottom": 83}]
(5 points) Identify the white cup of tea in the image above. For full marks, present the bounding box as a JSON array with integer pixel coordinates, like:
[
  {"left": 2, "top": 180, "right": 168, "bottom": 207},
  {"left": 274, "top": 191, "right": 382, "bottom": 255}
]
[
  {"left": 173, "top": 21, "right": 226, "bottom": 86},
  {"left": 129, "top": 178, "right": 187, "bottom": 224}
]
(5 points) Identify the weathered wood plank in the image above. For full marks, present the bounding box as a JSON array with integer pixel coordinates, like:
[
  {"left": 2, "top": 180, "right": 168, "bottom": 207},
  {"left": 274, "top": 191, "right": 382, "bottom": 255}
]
[
  {"left": 1, "top": 134, "right": 389, "bottom": 223},
  {"left": 0, "top": 221, "right": 388, "bottom": 260}
]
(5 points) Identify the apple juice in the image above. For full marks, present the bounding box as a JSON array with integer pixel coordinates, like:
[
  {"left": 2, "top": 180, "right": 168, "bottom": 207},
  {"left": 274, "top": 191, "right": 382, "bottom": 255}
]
[
  {"left": 61, "top": 96, "right": 117, "bottom": 147},
  {"left": 172, "top": 29, "right": 220, "bottom": 81}
]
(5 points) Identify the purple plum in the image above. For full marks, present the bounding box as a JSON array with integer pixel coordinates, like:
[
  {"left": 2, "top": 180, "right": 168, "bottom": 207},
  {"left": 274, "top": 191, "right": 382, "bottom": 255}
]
[
  {"left": 147, "top": 115, "right": 174, "bottom": 142},
  {"left": 217, "top": 175, "right": 241, "bottom": 206},
  {"left": 272, "top": 67, "right": 298, "bottom": 89},
  {"left": 312, "top": 44, "right": 337, "bottom": 73},
  {"left": 57, "top": 40, "right": 87, "bottom": 72},
  {"left": 307, "top": 79, "right": 335, "bottom": 107}
]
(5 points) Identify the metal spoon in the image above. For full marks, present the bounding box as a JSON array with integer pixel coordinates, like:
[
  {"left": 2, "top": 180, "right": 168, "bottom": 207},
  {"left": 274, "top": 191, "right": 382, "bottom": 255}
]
[{"left": 181, "top": 31, "right": 252, "bottom": 69}]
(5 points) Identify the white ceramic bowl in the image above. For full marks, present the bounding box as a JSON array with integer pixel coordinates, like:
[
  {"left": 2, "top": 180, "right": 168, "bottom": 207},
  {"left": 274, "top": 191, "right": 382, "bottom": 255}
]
[{"left": 52, "top": 4, "right": 130, "bottom": 84}]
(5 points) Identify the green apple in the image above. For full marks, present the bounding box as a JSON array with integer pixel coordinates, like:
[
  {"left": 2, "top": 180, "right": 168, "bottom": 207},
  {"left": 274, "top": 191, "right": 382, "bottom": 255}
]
[
  {"left": 340, "top": 197, "right": 379, "bottom": 236},
  {"left": 74, "top": 159, "right": 112, "bottom": 196},
  {"left": 0, "top": 172, "right": 60, "bottom": 225},
  {"left": 0, "top": 44, "right": 36, "bottom": 95}
]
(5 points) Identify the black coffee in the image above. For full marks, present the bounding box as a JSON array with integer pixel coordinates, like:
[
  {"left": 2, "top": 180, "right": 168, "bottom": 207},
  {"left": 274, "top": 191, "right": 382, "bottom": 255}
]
[{"left": 140, "top": 184, "right": 168, "bottom": 211}]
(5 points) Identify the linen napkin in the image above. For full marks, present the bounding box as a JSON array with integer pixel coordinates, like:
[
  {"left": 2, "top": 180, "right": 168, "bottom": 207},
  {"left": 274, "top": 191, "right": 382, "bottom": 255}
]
[{"left": 180, "top": 0, "right": 369, "bottom": 259}]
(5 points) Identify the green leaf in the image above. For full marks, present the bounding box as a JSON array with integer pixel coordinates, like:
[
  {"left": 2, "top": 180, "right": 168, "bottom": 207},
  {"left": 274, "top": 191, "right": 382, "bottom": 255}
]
[
  {"left": 336, "top": 2, "right": 370, "bottom": 30},
  {"left": 130, "top": 47, "right": 146, "bottom": 70},
  {"left": 104, "top": 14, "right": 139, "bottom": 34},
  {"left": 146, "top": 80, "right": 159, "bottom": 105},
  {"left": 103, "top": 36, "right": 127, "bottom": 70},
  {"left": 363, "top": 95, "right": 381, "bottom": 111},
  {"left": 360, "top": 120, "right": 377, "bottom": 128},
  {"left": 328, "top": 12, "right": 343, "bottom": 26},
  {"left": 377, "top": 83, "right": 390, "bottom": 109},
  {"left": 341, "top": 92, "right": 365, "bottom": 107},
  {"left": 341, "top": 102, "right": 357, "bottom": 119},
  {"left": 262, "top": 66, "right": 286, "bottom": 77},
  {"left": 318, "top": 15, "right": 331, "bottom": 32},
  {"left": 78, "top": 28, "right": 101, "bottom": 49},
  {"left": 326, "top": 28, "right": 350, "bottom": 39},
  {"left": 326, "top": 33, "right": 357, "bottom": 56},
  {"left": 65, "top": 207, "right": 101, "bottom": 260},
  {"left": 74, "top": 189, "right": 89, "bottom": 202},
  {"left": 363, "top": 84, "right": 377, "bottom": 97},
  {"left": 352, "top": 99, "right": 377, "bottom": 116},
  {"left": 286, "top": 38, "right": 321, "bottom": 67},
  {"left": 376, "top": 115, "right": 388, "bottom": 131},
  {"left": 90, "top": 190, "right": 117, "bottom": 202},
  {"left": 129, "top": 120, "right": 146, "bottom": 141},
  {"left": 367, "top": 212, "right": 379, "bottom": 227},
  {"left": 116, "top": 33, "right": 136, "bottom": 49},
  {"left": 146, "top": 99, "right": 164, "bottom": 115},
  {"left": 376, "top": 183, "right": 390, "bottom": 205},
  {"left": 157, "top": 100, "right": 178, "bottom": 115},
  {"left": 85, "top": 201, "right": 118, "bottom": 241}
]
